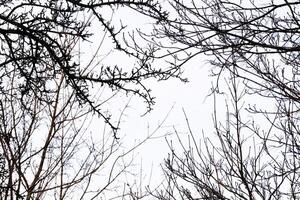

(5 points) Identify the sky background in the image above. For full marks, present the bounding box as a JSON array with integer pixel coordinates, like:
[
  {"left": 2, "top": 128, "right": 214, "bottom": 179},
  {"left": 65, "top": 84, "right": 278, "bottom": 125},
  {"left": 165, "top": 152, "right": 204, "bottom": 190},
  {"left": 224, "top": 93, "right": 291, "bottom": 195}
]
[
  {"left": 1, "top": 1, "right": 295, "bottom": 199},
  {"left": 75, "top": 5, "right": 228, "bottom": 196}
]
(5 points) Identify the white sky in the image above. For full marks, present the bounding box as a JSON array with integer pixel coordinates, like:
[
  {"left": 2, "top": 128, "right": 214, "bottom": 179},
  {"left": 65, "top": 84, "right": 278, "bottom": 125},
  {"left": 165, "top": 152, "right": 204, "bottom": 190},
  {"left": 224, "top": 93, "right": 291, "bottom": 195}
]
[
  {"left": 71, "top": 4, "right": 260, "bottom": 198},
  {"left": 76, "top": 6, "right": 223, "bottom": 196},
  {"left": 117, "top": 59, "right": 215, "bottom": 185}
]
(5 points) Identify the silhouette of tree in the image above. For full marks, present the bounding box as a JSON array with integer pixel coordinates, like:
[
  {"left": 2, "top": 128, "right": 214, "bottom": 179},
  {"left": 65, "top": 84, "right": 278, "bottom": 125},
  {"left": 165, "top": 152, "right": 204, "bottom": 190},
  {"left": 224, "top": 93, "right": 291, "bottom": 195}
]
[
  {"left": 140, "top": 0, "right": 300, "bottom": 199},
  {"left": 0, "top": 0, "right": 176, "bottom": 134},
  {"left": 0, "top": 0, "right": 177, "bottom": 199}
]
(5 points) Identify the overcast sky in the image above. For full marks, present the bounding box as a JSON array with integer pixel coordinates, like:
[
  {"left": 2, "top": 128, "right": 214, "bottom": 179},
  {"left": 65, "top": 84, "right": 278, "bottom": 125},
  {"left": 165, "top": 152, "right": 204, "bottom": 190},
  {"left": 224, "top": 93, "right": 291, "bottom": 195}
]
[{"left": 74, "top": 5, "right": 229, "bottom": 196}]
